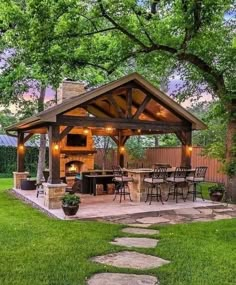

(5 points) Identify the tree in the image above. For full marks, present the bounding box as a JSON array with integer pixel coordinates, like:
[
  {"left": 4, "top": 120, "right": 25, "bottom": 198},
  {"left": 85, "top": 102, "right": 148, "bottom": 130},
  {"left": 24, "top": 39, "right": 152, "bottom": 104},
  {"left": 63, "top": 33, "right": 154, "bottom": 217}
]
[
  {"left": 0, "top": 109, "right": 17, "bottom": 133},
  {"left": 93, "top": 136, "right": 115, "bottom": 170},
  {"left": 1, "top": 1, "right": 235, "bottom": 199},
  {"left": 76, "top": 0, "right": 235, "bottom": 199}
]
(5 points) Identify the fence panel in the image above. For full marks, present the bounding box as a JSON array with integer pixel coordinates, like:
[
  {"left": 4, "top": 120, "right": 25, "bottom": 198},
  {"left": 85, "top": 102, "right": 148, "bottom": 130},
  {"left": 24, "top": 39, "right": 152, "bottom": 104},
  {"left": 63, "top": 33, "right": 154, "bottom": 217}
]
[{"left": 94, "top": 146, "right": 227, "bottom": 183}]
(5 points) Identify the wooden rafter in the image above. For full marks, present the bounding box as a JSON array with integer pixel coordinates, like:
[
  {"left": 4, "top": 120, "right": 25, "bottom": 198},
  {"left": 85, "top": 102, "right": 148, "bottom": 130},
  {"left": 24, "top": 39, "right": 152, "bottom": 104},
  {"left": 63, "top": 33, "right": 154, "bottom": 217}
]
[
  {"left": 23, "top": 133, "right": 33, "bottom": 143},
  {"left": 118, "top": 94, "right": 160, "bottom": 121},
  {"left": 59, "top": 126, "right": 74, "bottom": 141},
  {"left": 127, "top": 88, "right": 132, "bottom": 118},
  {"left": 133, "top": 95, "right": 151, "bottom": 119},
  {"left": 106, "top": 94, "right": 125, "bottom": 118}
]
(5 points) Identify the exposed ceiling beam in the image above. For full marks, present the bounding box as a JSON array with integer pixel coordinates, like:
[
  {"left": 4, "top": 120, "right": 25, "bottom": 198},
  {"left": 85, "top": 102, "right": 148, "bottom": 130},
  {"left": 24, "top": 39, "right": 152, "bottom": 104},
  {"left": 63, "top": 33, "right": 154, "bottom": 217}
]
[{"left": 57, "top": 115, "right": 191, "bottom": 132}]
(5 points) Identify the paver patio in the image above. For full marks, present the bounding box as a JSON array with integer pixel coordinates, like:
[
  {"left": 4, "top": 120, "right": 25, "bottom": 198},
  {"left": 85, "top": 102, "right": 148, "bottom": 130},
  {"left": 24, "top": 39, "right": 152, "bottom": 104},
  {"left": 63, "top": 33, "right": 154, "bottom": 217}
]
[{"left": 12, "top": 188, "right": 228, "bottom": 222}]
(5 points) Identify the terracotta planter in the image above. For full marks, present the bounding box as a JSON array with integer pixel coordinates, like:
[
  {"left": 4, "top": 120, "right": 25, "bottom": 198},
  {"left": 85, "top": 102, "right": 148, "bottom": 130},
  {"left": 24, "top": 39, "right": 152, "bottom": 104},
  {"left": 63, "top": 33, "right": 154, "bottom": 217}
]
[
  {"left": 210, "top": 193, "right": 224, "bottom": 202},
  {"left": 62, "top": 204, "right": 79, "bottom": 216}
]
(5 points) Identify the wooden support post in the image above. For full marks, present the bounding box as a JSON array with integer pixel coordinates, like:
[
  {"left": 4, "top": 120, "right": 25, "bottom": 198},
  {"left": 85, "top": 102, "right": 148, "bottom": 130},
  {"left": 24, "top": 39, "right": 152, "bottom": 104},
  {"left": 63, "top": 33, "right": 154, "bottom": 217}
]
[
  {"left": 48, "top": 125, "right": 61, "bottom": 184},
  {"left": 117, "top": 131, "right": 125, "bottom": 167},
  {"left": 17, "top": 132, "right": 25, "bottom": 172},
  {"left": 180, "top": 130, "right": 192, "bottom": 168}
]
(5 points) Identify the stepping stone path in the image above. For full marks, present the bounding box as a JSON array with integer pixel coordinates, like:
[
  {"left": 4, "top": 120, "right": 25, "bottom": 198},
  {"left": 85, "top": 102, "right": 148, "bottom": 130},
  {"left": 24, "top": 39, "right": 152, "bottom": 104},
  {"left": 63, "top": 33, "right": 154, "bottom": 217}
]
[
  {"left": 122, "top": 227, "right": 159, "bottom": 235},
  {"left": 87, "top": 273, "right": 158, "bottom": 285},
  {"left": 92, "top": 251, "right": 169, "bottom": 270},
  {"left": 110, "top": 237, "right": 158, "bottom": 248},
  {"left": 89, "top": 204, "right": 236, "bottom": 284}
]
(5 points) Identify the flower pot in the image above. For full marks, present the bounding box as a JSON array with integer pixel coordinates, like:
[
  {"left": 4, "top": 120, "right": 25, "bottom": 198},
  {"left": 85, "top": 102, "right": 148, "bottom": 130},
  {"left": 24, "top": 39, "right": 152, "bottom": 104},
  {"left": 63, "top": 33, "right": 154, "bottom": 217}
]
[
  {"left": 210, "top": 193, "right": 224, "bottom": 202},
  {"left": 62, "top": 204, "right": 79, "bottom": 216}
]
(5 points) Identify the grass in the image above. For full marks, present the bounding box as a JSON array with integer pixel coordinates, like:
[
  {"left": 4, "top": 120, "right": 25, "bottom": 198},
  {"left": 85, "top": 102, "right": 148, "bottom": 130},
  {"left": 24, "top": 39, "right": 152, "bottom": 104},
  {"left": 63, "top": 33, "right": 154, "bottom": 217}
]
[{"left": 0, "top": 178, "right": 235, "bottom": 285}]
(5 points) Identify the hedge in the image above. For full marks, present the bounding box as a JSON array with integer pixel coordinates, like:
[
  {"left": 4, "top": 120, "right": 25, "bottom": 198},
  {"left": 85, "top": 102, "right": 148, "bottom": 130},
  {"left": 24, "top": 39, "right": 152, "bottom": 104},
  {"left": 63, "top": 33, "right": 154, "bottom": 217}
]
[{"left": 0, "top": 146, "right": 48, "bottom": 176}]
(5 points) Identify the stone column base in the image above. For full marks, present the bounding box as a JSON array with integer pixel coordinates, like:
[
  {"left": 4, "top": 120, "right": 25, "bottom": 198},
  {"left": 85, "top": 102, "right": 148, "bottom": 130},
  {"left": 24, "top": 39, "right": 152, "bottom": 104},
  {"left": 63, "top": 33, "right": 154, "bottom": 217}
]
[
  {"left": 43, "top": 183, "right": 67, "bottom": 209},
  {"left": 13, "top": 172, "right": 29, "bottom": 189}
]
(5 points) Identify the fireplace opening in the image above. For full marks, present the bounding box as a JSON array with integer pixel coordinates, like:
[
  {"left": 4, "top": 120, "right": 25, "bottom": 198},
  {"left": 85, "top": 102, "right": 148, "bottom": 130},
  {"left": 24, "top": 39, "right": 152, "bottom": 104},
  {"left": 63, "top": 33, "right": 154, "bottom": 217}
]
[{"left": 65, "top": 161, "right": 83, "bottom": 176}]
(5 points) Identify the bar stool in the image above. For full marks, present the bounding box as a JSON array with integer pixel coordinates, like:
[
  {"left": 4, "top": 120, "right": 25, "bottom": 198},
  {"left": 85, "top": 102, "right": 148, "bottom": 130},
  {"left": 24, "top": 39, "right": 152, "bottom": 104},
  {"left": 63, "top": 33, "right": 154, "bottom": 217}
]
[
  {"left": 166, "top": 167, "right": 187, "bottom": 203},
  {"left": 112, "top": 166, "right": 133, "bottom": 202},
  {"left": 144, "top": 167, "right": 167, "bottom": 205},
  {"left": 185, "top": 166, "right": 207, "bottom": 201}
]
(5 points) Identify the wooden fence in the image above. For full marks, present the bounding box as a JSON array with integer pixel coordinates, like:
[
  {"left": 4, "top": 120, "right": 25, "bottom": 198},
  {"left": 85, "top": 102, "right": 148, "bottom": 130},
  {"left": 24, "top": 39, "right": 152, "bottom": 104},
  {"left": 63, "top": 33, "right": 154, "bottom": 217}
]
[{"left": 94, "top": 146, "right": 227, "bottom": 183}]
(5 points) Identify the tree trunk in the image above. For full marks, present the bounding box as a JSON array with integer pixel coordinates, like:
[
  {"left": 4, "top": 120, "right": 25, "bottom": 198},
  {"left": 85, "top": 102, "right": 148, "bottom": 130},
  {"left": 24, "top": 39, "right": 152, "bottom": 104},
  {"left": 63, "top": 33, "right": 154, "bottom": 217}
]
[
  {"left": 36, "top": 134, "right": 46, "bottom": 183},
  {"left": 36, "top": 86, "right": 46, "bottom": 183},
  {"left": 225, "top": 108, "right": 236, "bottom": 202}
]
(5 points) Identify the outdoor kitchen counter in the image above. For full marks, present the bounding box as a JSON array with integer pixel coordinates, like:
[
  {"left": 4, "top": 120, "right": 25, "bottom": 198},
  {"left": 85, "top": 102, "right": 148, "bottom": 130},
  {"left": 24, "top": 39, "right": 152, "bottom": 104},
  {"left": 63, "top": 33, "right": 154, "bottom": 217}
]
[{"left": 126, "top": 168, "right": 195, "bottom": 202}]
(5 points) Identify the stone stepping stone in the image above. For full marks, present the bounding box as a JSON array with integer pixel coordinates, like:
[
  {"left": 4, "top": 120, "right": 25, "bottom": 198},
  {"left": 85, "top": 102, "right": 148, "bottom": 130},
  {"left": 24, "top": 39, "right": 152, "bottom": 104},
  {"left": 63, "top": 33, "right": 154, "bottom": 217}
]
[
  {"left": 87, "top": 273, "right": 158, "bottom": 285},
  {"left": 110, "top": 237, "right": 158, "bottom": 248},
  {"left": 174, "top": 208, "right": 201, "bottom": 215},
  {"left": 92, "top": 251, "right": 170, "bottom": 270},
  {"left": 122, "top": 227, "right": 159, "bottom": 235},
  {"left": 198, "top": 208, "right": 213, "bottom": 215},
  {"left": 214, "top": 208, "right": 233, "bottom": 213},
  {"left": 214, "top": 214, "right": 232, "bottom": 220},
  {"left": 127, "top": 223, "right": 153, "bottom": 228},
  {"left": 136, "top": 216, "right": 170, "bottom": 224}
]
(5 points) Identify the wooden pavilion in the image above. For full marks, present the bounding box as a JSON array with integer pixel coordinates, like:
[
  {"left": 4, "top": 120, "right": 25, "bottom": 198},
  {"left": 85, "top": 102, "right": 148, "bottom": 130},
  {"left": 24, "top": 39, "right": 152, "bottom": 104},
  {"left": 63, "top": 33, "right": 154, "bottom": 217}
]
[{"left": 6, "top": 72, "right": 206, "bottom": 186}]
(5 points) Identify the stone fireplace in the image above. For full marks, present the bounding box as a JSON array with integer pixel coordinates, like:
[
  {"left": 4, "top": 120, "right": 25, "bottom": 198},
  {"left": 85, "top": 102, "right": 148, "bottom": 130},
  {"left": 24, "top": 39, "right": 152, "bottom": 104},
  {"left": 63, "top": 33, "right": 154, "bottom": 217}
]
[
  {"left": 59, "top": 127, "right": 95, "bottom": 179},
  {"left": 57, "top": 80, "right": 96, "bottom": 180}
]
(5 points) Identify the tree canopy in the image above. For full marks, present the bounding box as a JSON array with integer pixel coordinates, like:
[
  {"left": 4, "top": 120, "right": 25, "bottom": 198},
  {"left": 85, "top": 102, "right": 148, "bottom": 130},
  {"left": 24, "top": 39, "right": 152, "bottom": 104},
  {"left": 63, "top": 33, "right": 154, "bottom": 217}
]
[{"left": 1, "top": 0, "right": 236, "bottom": 198}]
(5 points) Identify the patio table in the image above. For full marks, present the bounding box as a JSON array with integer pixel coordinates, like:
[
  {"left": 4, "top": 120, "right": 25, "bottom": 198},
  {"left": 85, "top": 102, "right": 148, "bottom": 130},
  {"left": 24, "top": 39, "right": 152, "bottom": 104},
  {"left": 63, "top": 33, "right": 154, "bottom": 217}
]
[{"left": 85, "top": 174, "right": 114, "bottom": 196}]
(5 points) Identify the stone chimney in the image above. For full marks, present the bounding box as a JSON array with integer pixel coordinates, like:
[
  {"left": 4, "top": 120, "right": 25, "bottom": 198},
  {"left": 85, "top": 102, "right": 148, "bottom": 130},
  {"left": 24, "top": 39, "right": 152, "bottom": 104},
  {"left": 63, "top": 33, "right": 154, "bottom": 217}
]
[{"left": 57, "top": 80, "right": 85, "bottom": 104}]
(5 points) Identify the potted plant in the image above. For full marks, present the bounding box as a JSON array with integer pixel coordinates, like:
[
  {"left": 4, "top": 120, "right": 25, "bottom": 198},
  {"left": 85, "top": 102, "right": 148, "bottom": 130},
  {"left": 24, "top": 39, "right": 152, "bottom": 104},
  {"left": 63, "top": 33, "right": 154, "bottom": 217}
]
[
  {"left": 61, "top": 193, "right": 81, "bottom": 216},
  {"left": 208, "top": 183, "right": 225, "bottom": 202}
]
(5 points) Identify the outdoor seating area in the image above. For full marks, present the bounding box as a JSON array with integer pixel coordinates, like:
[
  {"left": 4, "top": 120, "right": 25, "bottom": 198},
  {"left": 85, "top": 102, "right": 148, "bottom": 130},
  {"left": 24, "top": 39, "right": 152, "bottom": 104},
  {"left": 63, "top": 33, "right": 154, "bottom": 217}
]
[
  {"left": 12, "top": 164, "right": 212, "bottom": 221},
  {"left": 13, "top": 185, "right": 217, "bottom": 220}
]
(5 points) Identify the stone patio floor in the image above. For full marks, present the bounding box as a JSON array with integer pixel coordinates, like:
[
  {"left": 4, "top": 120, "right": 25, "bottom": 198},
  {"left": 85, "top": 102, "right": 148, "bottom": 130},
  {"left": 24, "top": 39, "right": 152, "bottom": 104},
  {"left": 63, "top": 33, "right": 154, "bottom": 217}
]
[{"left": 12, "top": 188, "right": 236, "bottom": 225}]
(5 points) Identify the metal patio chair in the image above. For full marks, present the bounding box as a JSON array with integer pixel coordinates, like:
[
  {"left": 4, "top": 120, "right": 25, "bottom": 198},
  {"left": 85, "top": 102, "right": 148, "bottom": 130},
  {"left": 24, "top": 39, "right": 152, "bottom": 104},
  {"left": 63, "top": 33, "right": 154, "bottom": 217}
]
[
  {"left": 185, "top": 166, "right": 207, "bottom": 201},
  {"left": 112, "top": 165, "right": 133, "bottom": 202},
  {"left": 144, "top": 166, "right": 167, "bottom": 205},
  {"left": 166, "top": 167, "right": 188, "bottom": 203}
]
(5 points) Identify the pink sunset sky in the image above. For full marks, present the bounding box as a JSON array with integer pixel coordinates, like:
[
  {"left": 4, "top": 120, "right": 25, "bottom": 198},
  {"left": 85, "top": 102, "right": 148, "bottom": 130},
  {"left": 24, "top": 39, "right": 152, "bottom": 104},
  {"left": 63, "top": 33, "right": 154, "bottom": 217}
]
[{"left": 22, "top": 78, "right": 212, "bottom": 108}]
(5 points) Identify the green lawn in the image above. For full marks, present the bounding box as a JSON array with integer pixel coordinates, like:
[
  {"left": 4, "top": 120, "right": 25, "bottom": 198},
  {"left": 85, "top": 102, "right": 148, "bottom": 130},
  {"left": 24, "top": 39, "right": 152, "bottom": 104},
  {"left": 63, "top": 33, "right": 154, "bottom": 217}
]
[{"left": 0, "top": 178, "right": 235, "bottom": 285}]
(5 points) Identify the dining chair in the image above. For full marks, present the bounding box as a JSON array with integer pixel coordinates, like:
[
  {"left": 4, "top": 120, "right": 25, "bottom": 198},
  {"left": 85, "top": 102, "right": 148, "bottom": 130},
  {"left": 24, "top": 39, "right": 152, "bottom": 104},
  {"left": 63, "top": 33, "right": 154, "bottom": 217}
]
[
  {"left": 185, "top": 166, "right": 207, "bottom": 201},
  {"left": 144, "top": 166, "right": 167, "bottom": 204},
  {"left": 112, "top": 165, "right": 133, "bottom": 202},
  {"left": 165, "top": 167, "right": 188, "bottom": 203}
]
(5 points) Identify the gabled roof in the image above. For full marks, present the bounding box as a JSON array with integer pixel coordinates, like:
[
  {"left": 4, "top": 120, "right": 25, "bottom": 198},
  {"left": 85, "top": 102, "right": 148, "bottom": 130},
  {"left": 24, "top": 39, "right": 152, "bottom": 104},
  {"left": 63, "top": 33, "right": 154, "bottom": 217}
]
[{"left": 6, "top": 72, "right": 207, "bottom": 132}]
